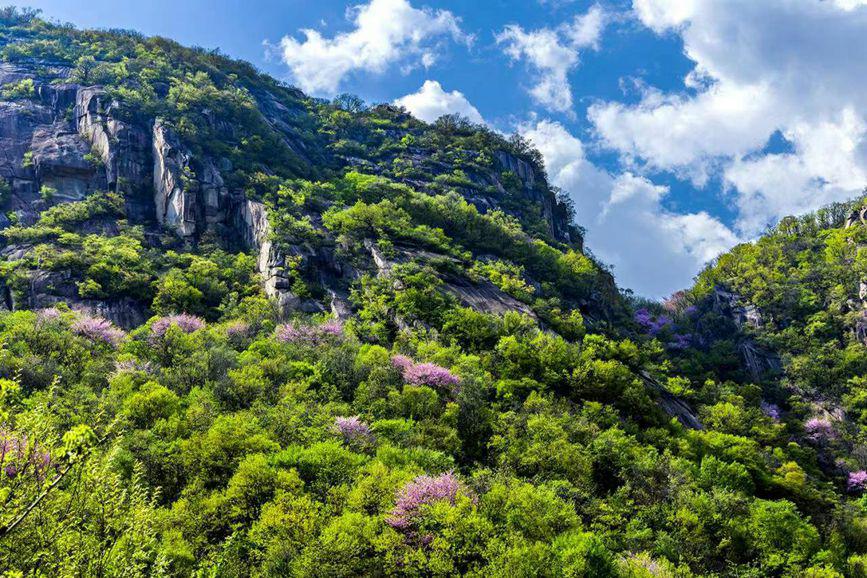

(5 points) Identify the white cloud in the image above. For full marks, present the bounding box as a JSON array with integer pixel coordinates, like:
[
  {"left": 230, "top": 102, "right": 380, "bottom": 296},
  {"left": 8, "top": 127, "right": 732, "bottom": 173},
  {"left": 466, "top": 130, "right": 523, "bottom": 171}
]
[
  {"left": 522, "top": 120, "right": 739, "bottom": 297},
  {"left": 590, "top": 0, "right": 867, "bottom": 235},
  {"left": 565, "top": 4, "right": 606, "bottom": 50},
  {"left": 631, "top": 0, "right": 695, "bottom": 32},
  {"left": 496, "top": 25, "right": 579, "bottom": 113},
  {"left": 496, "top": 5, "right": 606, "bottom": 113},
  {"left": 394, "top": 80, "right": 484, "bottom": 124},
  {"left": 278, "top": 0, "right": 466, "bottom": 95}
]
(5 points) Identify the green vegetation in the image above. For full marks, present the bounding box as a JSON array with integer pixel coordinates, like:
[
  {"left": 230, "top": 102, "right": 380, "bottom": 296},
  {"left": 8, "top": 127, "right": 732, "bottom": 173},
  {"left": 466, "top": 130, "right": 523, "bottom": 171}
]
[{"left": 1, "top": 7, "right": 867, "bottom": 577}]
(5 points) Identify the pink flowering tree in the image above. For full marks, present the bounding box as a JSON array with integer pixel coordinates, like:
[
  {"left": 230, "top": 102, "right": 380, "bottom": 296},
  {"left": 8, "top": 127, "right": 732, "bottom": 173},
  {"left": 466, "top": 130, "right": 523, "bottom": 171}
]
[
  {"left": 35, "top": 307, "right": 62, "bottom": 327},
  {"left": 390, "top": 354, "right": 461, "bottom": 395},
  {"left": 150, "top": 314, "right": 205, "bottom": 342},
  {"left": 390, "top": 354, "right": 414, "bottom": 372},
  {"left": 849, "top": 471, "right": 867, "bottom": 493},
  {"left": 804, "top": 417, "right": 836, "bottom": 442},
  {"left": 275, "top": 319, "right": 343, "bottom": 346},
  {"left": 71, "top": 315, "right": 126, "bottom": 348},
  {"left": 333, "top": 416, "right": 375, "bottom": 449},
  {"left": 0, "top": 430, "right": 54, "bottom": 484},
  {"left": 225, "top": 320, "right": 251, "bottom": 340},
  {"left": 387, "top": 472, "right": 464, "bottom": 534}
]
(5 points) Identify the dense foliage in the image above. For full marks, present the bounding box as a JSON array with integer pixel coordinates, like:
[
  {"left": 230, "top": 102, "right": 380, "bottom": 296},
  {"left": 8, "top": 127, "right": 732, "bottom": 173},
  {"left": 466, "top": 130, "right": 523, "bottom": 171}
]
[{"left": 2, "top": 7, "right": 867, "bottom": 577}]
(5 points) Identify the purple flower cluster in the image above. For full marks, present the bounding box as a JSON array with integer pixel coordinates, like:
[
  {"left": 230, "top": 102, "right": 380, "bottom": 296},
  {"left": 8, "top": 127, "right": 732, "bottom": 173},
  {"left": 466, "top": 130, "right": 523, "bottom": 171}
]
[
  {"left": 334, "top": 416, "right": 374, "bottom": 446},
  {"left": 668, "top": 334, "right": 692, "bottom": 350},
  {"left": 406, "top": 363, "right": 461, "bottom": 391},
  {"left": 150, "top": 314, "right": 205, "bottom": 340},
  {"left": 848, "top": 470, "right": 867, "bottom": 492},
  {"left": 388, "top": 472, "right": 462, "bottom": 531},
  {"left": 0, "top": 431, "right": 53, "bottom": 482},
  {"left": 35, "top": 307, "right": 62, "bottom": 326},
  {"left": 275, "top": 319, "right": 343, "bottom": 346},
  {"left": 634, "top": 308, "right": 673, "bottom": 336},
  {"left": 71, "top": 315, "right": 126, "bottom": 347},
  {"left": 391, "top": 354, "right": 415, "bottom": 372},
  {"left": 760, "top": 401, "right": 782, "bottom": 421},
  {"left": 391, "top": 355, "right": 461, "bottom": 393},
  {"left": 805, "top": 417, "right": 836, "bottom": 441},
  {"left": 225, "top": 320, "right": 251, "bottom": 339}
]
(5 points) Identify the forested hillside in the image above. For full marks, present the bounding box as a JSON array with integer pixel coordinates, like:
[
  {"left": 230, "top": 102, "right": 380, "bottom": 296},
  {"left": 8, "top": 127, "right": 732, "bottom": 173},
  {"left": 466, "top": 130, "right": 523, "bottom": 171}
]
[{"left": 2, "top": 7, "right": 867, "bottom": 577}]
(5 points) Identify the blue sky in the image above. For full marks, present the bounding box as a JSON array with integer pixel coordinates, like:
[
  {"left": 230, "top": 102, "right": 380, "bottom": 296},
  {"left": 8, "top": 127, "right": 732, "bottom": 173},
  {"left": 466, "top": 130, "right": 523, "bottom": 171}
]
[{"left": 21, "top": 0, "right": 867, "bottom": 297}]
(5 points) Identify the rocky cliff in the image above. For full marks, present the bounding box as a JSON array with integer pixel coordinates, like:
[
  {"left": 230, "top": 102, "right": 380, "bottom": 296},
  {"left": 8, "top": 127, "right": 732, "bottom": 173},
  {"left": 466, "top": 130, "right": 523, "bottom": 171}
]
[{"left": 0, "top": 54, "right": 596, "bottom": 327}]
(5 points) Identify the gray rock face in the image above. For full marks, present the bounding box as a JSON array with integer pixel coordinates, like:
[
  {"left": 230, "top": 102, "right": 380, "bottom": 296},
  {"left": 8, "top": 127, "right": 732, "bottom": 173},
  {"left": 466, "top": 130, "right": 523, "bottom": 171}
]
[
  {"left": 710, "top": 285, "right": 781, "bottom": 379},
  {"left": 76, "top": 87, "right": 151, "bottom": 195},
  {"left": 152, "top": 119, "right": 197, "bottom": 237},
  {"left": 493, "top": 150, "right": 572, "bottom": 244},
  {"left": 234, "top": 199, "right": 301, "bottom": 313},
  {"left": 0, "top": 66, "right": 115, "bottom": 227},
  {"left": 642, "top": 371, "right": 703, "bottom": 430},
  {"left": 712, "top": 286, "right": 764, "bottom": 330}
]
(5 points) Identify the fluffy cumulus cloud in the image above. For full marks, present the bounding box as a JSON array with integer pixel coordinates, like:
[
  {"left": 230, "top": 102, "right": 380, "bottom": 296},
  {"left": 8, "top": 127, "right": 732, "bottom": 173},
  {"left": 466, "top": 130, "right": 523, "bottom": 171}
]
[
  {"left": 393, "top": 80, "right": 483, "bottom": 124},
  {"left": 590, "top": 0, "right": 867, "bottom": 235},
  {"left": 496, "top": 4, "right": 605, "bottom": 113},
  {"left": 523, "top": 120, "right": 738, "bottom": 297},
  {"left": 278, "top": 0, "right": 466, "bottom": 95}
]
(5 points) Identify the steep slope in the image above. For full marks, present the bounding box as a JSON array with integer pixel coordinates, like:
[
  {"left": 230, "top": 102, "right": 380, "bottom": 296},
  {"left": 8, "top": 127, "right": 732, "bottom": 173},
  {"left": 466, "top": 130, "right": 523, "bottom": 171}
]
[
  {"left": 4, "top": 9, "right": 867, "bottom": 578},
  {"left": 0, "top": 12, "right": 616, "bottom": 336}
]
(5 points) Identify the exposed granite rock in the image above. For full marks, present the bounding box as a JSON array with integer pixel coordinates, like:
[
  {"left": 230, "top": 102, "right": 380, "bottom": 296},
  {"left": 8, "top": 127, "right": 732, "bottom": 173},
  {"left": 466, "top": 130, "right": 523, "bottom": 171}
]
[
  {"left": 152, "top": 119, "right": 197, "bottom": 237},
  {"left": 710, "top": 285, "right": 781, "bottom": 380},
  {"left": 740, "top": 340, "right": 782, "bottom": 381},
  {"left": 233, "top": 199, "right": 312, "bottom": 316},
  {"left": 443, "top": 276, "right": 536, "bottom": 318},
  {"left": 642, "top": 371, "right": 703, "bottom": 430},
  {"left": 76, "top": 87, "right": 150, "bottom": 192},
  {"left": 712, "top": 286, "right": 764, "bottom": 330}
]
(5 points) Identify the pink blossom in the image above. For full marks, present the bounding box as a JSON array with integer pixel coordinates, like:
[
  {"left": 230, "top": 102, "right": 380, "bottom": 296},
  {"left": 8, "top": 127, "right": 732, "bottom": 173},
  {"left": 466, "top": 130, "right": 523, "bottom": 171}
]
[
  {"left": 761, "top": 401, "right": 781, "bottom": 421},
  {"left": 225, "top": 321, "right": 251, "bottom": 339},
  {"left": 805, "top": 417, "right": 836, "bottom": 441},
  {"left": 388, "top": 472, "right": 463, "bottom": 531},
  {"left": 849, "top": 471, "right": 867, "bottom": 492},
  {"left": 391, "top": 355, "right": 461, "bottom": 393},
  {"left": 150, "top": 314, "right": 205, "bottom": 340},
  {"left": 0, "top": 430, "right": 53, "bottom": 482},
  {"left": 275, "top": 319, "right": 343, "bottom": 346},
  {"left": 334, "top": 416, "right": 374, "bottom": 446},
  {"left": 35, "top": 307, "right": 62, "bottom": 326},
  {"left": 72, "top": 315, "right": 125, "bottom": 347},
  {"left": 404, "top": 363, "right": 461, "bottom": 391},
  {"left": 391, "top": 354, "right": 414, "bottom": 371}
]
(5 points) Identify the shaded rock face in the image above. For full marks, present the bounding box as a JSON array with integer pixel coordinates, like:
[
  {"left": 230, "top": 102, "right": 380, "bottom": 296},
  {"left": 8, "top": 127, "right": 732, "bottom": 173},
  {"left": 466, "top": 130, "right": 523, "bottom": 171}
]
[
  {"left": 76, "top": 86, "right": 153, "bottom": 221},
  {"left": 0, "top": 66, "right": 153, "bottom": 325},
  {"left": 642, "top": 371, "right": 703, "bottom": 430},
  {"left": 0, "top": 65, "right": 105, "bottom": 225},
  {"left": 712, "top": 286, "right": 764, "bottom": 331},
  {"left": 492, "top": 150, "right": 571, "bottom": 244},
  {"left": 710, "top": 285, "right": 781, "bottom": 380},
  {"left": 152, "top": 119, "right": 196, "bottom": 237}
]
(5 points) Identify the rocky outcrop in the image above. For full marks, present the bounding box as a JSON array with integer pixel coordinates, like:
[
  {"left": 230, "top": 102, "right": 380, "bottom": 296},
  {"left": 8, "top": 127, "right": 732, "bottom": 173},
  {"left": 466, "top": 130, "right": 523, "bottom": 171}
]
[
  {"left": 152, "top": 120, "right": 196, "bottom": 237},
  {"left": 710, "top": 285, "right": 781, "bottom": 380},
  {"left": 843, "top": 212, "right": 867, "bottom": 345},
  {"left": 0, "top": 69, "right": 107, "bottom": 224},
  {"left": 234, "top": 199, "right": 302, "bottom": 314},
  {"left": 443, "top": 276, "right": 536, "bottom": 318},
  {"left": 75, "top": 86, "right": 151, "bottom": 222},
  {"left": 642, "top": 371, "right": 703, "bottom": 430},
  {"left": 712, "top": 286, "right": 764, "bottom": 330}
]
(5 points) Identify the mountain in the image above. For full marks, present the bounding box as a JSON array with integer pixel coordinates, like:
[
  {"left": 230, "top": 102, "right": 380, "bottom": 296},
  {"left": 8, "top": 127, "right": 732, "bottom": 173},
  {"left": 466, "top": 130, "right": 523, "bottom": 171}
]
[{"left": 2, "top": 8, "right": 867, "bottom": 577}]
